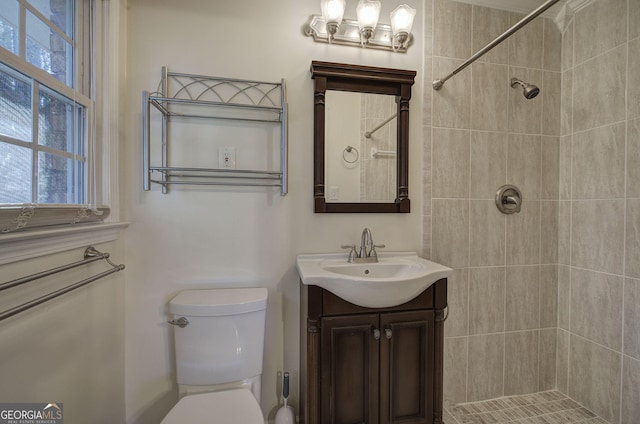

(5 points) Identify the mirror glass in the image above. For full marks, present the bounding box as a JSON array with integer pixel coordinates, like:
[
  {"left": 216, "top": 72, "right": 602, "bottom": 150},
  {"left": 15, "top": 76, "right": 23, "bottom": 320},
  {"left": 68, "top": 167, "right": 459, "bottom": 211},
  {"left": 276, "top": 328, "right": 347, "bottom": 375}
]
[
  {"left": 325, "top": 91, "right": 397, "bottom": 203},
  {"left": 311, "top": 61, "right": 415, "bottom": 213}
]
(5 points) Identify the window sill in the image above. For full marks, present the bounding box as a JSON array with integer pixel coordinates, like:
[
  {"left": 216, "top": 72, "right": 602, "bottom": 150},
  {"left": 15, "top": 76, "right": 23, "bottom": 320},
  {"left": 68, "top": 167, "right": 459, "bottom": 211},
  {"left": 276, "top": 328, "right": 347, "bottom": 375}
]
[{"left": 0, "top": 222, "right": 129, "bottom": 265}]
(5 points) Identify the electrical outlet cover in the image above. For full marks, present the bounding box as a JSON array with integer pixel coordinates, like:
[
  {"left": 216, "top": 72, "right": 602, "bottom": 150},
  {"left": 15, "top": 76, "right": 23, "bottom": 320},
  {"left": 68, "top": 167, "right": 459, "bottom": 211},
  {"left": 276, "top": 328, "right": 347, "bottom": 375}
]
[{"left": 219, "top": 147, "right": 236, "bottom": 168}]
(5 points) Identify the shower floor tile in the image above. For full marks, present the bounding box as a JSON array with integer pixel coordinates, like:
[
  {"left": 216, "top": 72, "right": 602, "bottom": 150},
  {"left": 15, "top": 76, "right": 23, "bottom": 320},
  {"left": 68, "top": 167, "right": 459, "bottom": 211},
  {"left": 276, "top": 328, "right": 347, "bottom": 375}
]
[{"left": 444, "top": 390, "right": 609, "bottom": 424}]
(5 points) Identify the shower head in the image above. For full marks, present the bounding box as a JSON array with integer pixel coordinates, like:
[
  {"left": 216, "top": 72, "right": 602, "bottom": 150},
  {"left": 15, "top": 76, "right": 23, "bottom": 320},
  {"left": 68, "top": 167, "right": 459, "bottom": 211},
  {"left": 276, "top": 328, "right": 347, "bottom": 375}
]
[{"left": 510, "top": 77, "right": 540, "bottom": 99}]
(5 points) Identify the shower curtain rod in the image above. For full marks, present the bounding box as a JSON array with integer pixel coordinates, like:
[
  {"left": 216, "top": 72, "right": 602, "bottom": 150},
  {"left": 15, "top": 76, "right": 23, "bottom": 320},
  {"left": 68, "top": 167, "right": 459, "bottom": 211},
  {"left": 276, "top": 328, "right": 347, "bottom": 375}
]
[
  {"left": 365, "top": 113, "right": 397, "bottom": 138},
  {"left": 432, "top": 0, "right": 562, "bottom": 90}
]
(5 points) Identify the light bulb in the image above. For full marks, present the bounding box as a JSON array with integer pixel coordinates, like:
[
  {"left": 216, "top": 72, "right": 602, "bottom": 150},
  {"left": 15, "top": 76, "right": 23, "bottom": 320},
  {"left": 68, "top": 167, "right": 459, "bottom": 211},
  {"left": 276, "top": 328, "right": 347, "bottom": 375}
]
[
  {"left": 321, "top": 0, "right": 345, "bottom": 24},
  {"left": 320, "top": 0, "right": 346, "bottom": 42},
  {"left": 356, "top": 0, "right": 381, "bottom": 29},
  {"left": 390, "top": 5, "right": 416, "bottom": 35},
  {"left": 356, "top": 0, "right": 381, "bottom": 46},
  {"left": 390, "top": 4, "right": 415, "bottom": 51}
]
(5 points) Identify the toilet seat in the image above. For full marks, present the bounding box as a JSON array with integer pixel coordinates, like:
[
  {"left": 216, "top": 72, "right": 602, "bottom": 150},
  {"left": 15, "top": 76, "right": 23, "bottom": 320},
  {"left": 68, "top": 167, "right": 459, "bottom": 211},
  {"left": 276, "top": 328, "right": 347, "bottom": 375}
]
[{"left": 160, "top": 389, "right": 263, "bottom": 424}]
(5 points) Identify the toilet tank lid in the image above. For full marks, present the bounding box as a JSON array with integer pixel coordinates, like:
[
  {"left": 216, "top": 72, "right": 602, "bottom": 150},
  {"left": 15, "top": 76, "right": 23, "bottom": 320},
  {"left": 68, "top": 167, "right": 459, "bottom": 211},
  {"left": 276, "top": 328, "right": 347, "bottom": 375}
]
[{"left": 169, "top": 288, "right": 268, "bottom": 316}]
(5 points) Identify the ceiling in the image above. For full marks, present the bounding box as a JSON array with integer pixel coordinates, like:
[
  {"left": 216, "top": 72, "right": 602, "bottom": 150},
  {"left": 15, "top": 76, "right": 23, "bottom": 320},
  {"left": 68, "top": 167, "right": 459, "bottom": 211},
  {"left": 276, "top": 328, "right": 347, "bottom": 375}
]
[{"left": 452, "top": 0, "right": 568, "bottom": 18}]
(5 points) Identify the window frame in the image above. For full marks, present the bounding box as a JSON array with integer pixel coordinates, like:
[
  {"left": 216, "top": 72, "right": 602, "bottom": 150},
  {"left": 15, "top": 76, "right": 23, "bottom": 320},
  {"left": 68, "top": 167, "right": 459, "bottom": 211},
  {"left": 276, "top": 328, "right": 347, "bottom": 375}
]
[
  {"left": 0, "top": 0, "right": 105, "bottom": 229},
  {"left": 0, "top": 0, "right": 124, "bottom": 262}
]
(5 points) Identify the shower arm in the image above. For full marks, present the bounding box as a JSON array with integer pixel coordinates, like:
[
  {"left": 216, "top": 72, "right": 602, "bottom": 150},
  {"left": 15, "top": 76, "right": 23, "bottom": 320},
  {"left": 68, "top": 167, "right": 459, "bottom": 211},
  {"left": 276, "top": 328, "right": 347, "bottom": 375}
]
[{"left": 432, "top": 0, "right": 561, "bottom": 90}]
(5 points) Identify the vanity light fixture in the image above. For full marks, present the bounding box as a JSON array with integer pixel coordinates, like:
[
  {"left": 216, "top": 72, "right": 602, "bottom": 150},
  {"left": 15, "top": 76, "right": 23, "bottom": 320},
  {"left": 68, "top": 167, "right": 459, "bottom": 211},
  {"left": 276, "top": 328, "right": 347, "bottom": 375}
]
[{"left": 305, "top": 1, "right": 415, "bottom": 53}]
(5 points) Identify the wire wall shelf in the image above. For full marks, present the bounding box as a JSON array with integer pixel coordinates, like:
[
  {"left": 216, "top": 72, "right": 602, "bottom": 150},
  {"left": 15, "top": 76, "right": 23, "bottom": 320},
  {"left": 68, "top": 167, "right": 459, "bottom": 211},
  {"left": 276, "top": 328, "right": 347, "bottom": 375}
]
[{"left": 142, "top": 67, "right": 288, "bottom": 195}]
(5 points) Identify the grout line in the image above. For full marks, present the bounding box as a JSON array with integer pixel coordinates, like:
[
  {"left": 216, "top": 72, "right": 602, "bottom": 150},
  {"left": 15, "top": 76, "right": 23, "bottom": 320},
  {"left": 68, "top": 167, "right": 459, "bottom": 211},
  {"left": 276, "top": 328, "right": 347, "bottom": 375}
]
[
  {"left": 570, "top": 118, "right": 627, "bottom": 137},
  {"left": 462, "top": 328, "right": 549, "bottom": 338},
  {"left": 555, "top": 264, "right": 561, "bottom": 390},
  {"left": 565, "top": 15, "right": 575, "bottom": 399},
  {"left": 464, "top": 256, "right": 470, "bottom": 403},
  {"left": 502, "top": 269, "right": 506, "bottom": 397},
  {"left": 433, "top": 196, "right": 635, "bottom": 202},
  {"left": 503, "top": 19, "right": 511, "bottom": 398},
  {"left": 465, "top": 3, "right": 474, "bottom": 406},
  {"left": 572, "top": 37, "right": 628, "bottom": 70},
  {"left": 537, "top": 269, "right": 542, "bottom": 391},
  {"left": 561, "top": 264, "right": 627, "bottom": 280},
  {"left": 619, "top": 3, "right": 630, "bottom": 422},
  {"left": 569, "top": 332, "right": 628, "bottom": 358},
  {"left": 537, "top": 100, "right": 544, "bottom": 388}
]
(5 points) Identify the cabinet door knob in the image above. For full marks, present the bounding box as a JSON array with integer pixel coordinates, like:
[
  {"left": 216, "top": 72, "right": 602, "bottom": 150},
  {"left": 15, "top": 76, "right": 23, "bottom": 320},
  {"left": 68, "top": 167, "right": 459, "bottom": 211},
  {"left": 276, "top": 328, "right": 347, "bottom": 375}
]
[
  {"left": 385, "top": 328, "right": 393, "bottom": 339},
  {"left": 373, "top": 329, "right": 381, "bottom": 340}
]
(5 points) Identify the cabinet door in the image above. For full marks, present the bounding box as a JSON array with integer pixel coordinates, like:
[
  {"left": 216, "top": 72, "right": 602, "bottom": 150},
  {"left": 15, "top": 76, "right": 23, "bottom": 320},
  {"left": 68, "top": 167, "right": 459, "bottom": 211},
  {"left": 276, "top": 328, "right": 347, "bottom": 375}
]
[
  {"left": 379, "top": 310, "right": 434, "bottom": 424},
  {"left": 321, "top": 314, "right": 380, "bottom": 424}
]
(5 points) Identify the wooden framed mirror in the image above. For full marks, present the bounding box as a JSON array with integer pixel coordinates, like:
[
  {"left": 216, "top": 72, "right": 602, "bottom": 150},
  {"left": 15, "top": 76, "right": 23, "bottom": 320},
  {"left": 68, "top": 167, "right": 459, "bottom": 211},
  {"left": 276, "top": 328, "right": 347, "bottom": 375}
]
[{"left": 311, "top": 61, "right": 416, "bottom": 213}]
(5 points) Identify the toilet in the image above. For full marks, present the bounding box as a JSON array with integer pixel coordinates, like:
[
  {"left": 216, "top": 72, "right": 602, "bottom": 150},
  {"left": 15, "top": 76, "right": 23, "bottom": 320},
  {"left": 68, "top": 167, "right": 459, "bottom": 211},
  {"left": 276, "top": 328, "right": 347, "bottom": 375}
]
[{"left": 161, "top": 287, "right": 268, "bottom": 424}]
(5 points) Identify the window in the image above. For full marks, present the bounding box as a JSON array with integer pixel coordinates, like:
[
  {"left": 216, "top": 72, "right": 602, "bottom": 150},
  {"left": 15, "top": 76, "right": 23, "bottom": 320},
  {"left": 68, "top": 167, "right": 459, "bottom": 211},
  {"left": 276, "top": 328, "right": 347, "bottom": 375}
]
[
  {"left": 0, "top": 63, "right": 87, "bottom": 204},
  {"left": 0, "top": 0, "right": 108, "bottom": 232}
]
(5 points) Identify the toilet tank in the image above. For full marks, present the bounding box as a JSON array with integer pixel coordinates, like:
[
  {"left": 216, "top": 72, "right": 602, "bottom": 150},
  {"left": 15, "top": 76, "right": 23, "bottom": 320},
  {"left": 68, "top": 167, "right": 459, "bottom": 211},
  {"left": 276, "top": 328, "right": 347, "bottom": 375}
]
[{"left": 169, "top": 288, "right": 268, "bottom": 387}]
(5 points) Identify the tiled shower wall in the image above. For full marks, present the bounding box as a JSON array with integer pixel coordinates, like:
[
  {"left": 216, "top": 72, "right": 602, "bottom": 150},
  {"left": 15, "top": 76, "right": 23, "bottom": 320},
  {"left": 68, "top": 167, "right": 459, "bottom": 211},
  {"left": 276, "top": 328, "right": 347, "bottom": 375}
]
[
  {"left": 557, "top": 0, "right": 640, "bottom": 422},
  {"left": 424, "top": 0, "right": 640, "bottom": 423},
  {"left": 423, "top": 0, "right": 562, "bottom": 409},
  {"left": 360, "top": 93, "right": 397, "bottom": 201}
]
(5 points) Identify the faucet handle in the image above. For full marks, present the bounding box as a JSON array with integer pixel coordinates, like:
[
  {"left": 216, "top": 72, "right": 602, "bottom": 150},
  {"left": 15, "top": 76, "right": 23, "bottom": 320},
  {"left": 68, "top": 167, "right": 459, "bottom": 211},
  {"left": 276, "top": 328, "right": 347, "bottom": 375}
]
[
  {"left": 341, "top": 244, "right": 358, "bottom": 262},
  {"left": 371, "top": 244, "right": 385, "bottom": 258}
]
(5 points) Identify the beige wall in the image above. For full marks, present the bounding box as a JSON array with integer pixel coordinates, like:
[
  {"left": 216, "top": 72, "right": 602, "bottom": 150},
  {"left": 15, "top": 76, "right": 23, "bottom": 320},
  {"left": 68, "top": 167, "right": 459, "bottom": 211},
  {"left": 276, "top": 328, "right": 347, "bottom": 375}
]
[
  {"left": 0, "top": 239, "right": 126, "bottom": 424},
  {"left": 325, "top": 91, "right": 361, "bottom": 202},
  {"left": 557, "top": 0, "right": 640, "bottom": 422}
]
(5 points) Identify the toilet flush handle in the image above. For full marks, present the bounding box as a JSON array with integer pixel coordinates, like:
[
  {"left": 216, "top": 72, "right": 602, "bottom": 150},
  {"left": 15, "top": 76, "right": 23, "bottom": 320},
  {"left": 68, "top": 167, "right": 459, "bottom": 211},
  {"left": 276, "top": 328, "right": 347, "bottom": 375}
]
[{"left": 168, "top": 317, "right": 189, "bottom": 328}]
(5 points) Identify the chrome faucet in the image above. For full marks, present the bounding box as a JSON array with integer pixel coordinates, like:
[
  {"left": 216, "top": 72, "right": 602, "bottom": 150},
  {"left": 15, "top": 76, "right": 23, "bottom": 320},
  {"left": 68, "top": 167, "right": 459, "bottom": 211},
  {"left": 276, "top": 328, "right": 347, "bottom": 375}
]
[
  {"left": 341, "top": 228, "right": 385, "bottom": 263},
  {"left": 360, "top": 227, "right": 373, "bottom": 258}
]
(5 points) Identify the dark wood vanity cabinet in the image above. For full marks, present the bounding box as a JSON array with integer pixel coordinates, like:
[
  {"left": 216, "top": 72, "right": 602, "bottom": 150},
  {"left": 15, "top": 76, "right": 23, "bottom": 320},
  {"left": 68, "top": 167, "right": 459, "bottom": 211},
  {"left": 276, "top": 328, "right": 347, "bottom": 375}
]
[{"left": 300, "top": 279, "right": 447, "bottom": 424}]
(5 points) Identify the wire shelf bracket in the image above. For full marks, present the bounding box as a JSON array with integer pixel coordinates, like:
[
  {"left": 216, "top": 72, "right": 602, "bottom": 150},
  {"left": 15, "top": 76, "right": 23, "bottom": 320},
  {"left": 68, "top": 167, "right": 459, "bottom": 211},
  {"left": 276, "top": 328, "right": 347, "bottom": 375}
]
[{"left": 142, "top": 67, "right": 288, "bottom": 195}]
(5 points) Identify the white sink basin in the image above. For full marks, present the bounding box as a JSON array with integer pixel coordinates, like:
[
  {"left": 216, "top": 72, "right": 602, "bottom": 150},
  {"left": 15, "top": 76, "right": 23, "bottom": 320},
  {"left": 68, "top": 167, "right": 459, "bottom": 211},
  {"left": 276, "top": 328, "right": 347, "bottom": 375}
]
[{"left": 296, "top": 252, "right": 452, "bottom": 308}]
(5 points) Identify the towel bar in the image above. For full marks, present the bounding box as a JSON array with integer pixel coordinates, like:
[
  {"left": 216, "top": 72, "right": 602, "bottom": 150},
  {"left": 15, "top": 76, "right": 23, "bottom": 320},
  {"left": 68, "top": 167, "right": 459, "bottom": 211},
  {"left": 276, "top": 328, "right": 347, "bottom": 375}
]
[{"left": 0, "top": 246, "right": 125, "bottom": 321}]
